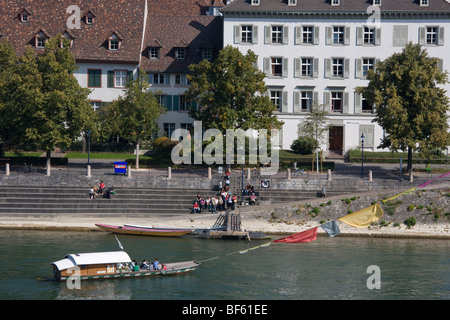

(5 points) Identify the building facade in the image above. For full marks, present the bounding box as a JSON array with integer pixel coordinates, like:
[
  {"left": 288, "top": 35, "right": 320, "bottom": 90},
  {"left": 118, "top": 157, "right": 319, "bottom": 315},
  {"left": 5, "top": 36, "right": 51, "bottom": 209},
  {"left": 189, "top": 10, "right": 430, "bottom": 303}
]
[{"left": 221, "top": 0, "right": 450, "bottom": 156}]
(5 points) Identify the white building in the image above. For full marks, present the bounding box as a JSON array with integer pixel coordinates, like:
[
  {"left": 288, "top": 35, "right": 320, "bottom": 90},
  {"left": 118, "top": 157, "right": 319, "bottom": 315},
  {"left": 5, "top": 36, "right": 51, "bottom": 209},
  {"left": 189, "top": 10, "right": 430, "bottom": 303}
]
[{"left": 221, "top": 0, "right": 450, "bottom": 157}]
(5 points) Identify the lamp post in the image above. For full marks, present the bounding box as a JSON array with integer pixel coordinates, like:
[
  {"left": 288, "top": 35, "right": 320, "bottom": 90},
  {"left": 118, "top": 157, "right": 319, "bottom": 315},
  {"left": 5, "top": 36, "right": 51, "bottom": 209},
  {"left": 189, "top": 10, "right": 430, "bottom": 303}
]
[
  {"left": 360, "top": 133, "right": 365, "bottom": 178},
  {"left": 87, "top": 130, "right": 91, "bottom": 166}
]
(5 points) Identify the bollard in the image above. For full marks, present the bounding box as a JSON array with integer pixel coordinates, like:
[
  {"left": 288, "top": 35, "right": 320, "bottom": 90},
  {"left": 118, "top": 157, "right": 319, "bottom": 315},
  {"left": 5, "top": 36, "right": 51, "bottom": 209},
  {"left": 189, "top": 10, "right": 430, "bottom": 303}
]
[
  {"left": 208, "top": 167, "right": 211, "bottom": 179},
  {"left": 368, "top": 170, "right": 373, "bottom": 182},
  {"left": 168, "top": 166, "right": 172, "bottom": 179},
  {"left": 5, "top": 163, "right": 10, "bottom": 176},
  {"left": 46, "top": 164, "right": 51, "bottom": 176},
  {"left": 247, "top": 168, "right": 251, "bottom": 180},
  {"left": 127, "top": 165, "right": 131, "bottom": 178},
  {"left": 327, "top": 169, "right": 332, "bottom": 181},
  {"left": 87, "top": 165, "right": 91, "bottom": 178},
  {"left": 409, "top": 171, "right": 413, "bottom": 182},
  {"left": 287, "top": 168, "right": 291, "bottom": 180}
]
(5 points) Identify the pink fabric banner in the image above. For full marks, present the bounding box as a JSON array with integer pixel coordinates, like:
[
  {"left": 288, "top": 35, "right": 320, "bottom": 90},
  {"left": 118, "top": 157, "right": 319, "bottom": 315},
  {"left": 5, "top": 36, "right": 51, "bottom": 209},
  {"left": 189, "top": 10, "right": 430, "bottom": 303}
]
[{"left": 417, "top": 172, "right": 450, "bottom": 188}]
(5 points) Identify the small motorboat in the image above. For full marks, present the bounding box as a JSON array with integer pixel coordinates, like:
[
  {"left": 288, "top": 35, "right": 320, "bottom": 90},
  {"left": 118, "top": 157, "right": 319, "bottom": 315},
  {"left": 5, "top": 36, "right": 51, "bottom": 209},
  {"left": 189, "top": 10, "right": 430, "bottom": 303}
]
[
  {"left": 95, "top": 223, "right": 192, "bottom": 237},
  {"left": 51, "top": 250, "right": 200, "bottom": 281}
]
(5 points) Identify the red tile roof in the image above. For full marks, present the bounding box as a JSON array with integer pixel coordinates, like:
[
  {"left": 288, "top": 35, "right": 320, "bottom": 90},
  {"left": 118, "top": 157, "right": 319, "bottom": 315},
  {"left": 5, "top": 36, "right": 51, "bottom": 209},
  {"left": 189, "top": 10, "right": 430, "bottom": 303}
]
[
  {"left": 140, "top": 15, "right": 223, "bottom": 73},
  {"left": 0, "top": 0, "right": 146, "bottom": 64}
]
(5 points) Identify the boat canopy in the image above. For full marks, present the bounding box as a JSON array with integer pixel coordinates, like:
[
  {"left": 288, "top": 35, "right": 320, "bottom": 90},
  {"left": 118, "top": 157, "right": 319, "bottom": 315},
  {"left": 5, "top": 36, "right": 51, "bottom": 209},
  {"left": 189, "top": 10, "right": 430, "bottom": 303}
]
[{"left": 51, "top": 251, "right": 132, "bottom": 271}]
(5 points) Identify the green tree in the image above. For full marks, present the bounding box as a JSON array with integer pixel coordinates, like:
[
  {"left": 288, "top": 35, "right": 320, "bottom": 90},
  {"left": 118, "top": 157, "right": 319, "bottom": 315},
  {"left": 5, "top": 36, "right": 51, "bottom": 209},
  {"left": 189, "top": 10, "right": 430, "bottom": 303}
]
[
  {"left": 356, "top": 43, "right": 450, "bottom": 173},
  {"left": 0, "top": 36, "right": 94, "bottom": 171},
  {"left": 186, "top": 45, "right": 283, "bottom": 132},
  {"left": 108, "top": 68, "right": 164, "bottom": 168},
  {"left": 297, "top": 101, "right": 329, "bottom": 148}
]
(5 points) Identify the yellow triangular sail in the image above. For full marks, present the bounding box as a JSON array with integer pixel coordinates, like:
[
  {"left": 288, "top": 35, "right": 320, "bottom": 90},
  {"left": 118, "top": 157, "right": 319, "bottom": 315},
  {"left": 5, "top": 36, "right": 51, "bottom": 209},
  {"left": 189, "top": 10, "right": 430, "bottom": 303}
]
[{"left": 338, "top": 203, "right": 384, "bottom": 228}]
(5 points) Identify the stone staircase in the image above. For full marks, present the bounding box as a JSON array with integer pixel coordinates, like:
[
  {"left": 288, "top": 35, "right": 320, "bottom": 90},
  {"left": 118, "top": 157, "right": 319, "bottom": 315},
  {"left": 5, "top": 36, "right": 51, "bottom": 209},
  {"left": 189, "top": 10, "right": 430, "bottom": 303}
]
[
  {"left": 0, "top": 186, "right": 215, "bottom": 218},
  {"left": 0, "top": 183, "right": 346, "bottom": 218}
]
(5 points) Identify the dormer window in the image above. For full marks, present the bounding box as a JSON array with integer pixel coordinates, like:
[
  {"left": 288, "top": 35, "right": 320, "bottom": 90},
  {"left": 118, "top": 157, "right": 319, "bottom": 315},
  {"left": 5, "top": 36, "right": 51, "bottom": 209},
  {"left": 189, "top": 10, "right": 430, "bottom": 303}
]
[
  {"left": 331, "top": 0, "right": 340, "bottom": 6},
  {"left": 420, "top": 0, "right": 429, "bottom": 6},
  {"left": 148, "top": 47, "right": 160, "bottom": 59},
  {"left": 373, "top": 0, "right": 381, "bottom": 5},
  {"left": 108, "top": 32, "right": 123, "bottom": 51},
  {"left": 288, "top": 0, "right": 297, "bottom": 5},
  {"left": 35, "top": 30, "right": 50, "bottom": 49},
  {"left": 251, "top": 0, "right": 260, "bottom": 6},
  {"left": 61, "top": 31, "right": 75, "bottom": 48},
  {"left": 19, "top": 9, "right": 31, "bottom": 23},
  {"left": 202, "top": 48, "right": 213, "bottom": 61},
  {"left": 84, "top": 10, "right": 96, "bottom": 24},
  {"left": 175, "top": 47, "right": 186, "bottom": 60}
]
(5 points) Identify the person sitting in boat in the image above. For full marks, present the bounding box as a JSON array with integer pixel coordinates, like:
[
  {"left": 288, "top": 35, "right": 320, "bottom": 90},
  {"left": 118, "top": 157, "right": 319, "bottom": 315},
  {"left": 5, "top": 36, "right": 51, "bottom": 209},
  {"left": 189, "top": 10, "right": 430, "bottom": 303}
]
[
  {"left": 161, "top": 263, "right": 167, "bottom": 270},
  {"left": 141, "top": 259, "right": 150, "bottom": 270},
  {"left": 153, "top": 258, "right": 159, "bottom": 270}
]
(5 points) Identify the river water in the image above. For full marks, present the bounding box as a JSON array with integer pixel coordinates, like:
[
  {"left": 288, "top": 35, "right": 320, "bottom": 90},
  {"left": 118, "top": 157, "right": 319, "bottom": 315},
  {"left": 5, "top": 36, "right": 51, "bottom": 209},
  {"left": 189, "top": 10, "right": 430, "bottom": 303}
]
[{"left": 0, "top": 230, "right": 448, "bottom": 301}]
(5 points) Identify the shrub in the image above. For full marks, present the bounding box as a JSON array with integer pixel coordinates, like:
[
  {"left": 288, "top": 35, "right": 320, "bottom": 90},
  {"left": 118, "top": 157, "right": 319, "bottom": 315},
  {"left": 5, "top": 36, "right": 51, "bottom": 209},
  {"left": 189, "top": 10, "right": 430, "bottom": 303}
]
[
  {"left": 290, "top": 137, "right": 318, "bottom": 155},
  {"left": 405, "top": 217, "right": 416, "bottom": 229}
]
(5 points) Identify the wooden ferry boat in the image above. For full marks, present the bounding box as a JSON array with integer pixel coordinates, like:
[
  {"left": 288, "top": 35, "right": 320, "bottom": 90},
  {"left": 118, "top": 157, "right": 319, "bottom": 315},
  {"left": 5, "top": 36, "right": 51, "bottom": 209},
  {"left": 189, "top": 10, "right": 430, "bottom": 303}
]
[
  {"left": 95, "top": 223, "right": 192, "bottom": 237},
  {"left": 51, "top": 251, "right": 200, "bottom": 281}
]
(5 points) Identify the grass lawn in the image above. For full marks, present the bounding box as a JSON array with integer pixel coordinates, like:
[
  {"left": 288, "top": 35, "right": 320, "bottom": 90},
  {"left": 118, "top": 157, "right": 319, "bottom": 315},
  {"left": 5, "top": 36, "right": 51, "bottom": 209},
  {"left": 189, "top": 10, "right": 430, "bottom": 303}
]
[
  {"left": 65, "top": 152, "right": 134, "bottom": 159},
  {"left": 3, "top": 152, "right": 43, "bottom": 157}
]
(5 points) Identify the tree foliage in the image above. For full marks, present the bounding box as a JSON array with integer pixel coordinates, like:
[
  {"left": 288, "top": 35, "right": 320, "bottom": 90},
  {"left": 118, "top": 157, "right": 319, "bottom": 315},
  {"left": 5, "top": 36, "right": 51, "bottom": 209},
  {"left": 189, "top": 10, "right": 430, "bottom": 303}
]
[
  {"left": 103, "top": 68, "right": 165, "bottom": 168},
  {"left": 356, "top": 42, "right": 450, "bottom": 171},
  {"left": 0, "top": 36, "right": 94, "bottom": 164},
  {"left": 186, "top": 45, "right": 283, "bottom": 132}
]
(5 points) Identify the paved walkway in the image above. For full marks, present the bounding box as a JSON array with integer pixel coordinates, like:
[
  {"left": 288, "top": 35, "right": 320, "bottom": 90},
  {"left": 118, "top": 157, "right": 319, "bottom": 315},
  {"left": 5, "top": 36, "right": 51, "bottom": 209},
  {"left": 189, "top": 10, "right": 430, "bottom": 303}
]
[{"left": 7, "top": 154, "right": 450, "bottom": 182}]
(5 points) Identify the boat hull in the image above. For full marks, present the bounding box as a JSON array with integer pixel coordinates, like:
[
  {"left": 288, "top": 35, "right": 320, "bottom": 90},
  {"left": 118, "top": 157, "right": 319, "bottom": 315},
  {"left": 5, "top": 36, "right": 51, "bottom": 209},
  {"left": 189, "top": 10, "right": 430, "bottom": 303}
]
[
  {"left": 95, "top": 223, "right": 192, "bottom": 237},
  {"left": 56, "top": 261, "right": 200, "bottom": 281}
]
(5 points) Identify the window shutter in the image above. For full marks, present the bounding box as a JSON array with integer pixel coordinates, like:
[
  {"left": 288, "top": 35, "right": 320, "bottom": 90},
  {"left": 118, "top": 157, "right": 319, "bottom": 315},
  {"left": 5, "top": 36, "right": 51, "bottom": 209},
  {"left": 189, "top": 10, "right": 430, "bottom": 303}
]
[
  {"left": 325, "top": 27, "right": 332, "bottom": 45},
  {"left": 313, "top": 58, "right": 319, "bottom": 78},
  {"left": 437, "top": 58, "right": 444, "bottom": 72},
  {"left": 356, "top": 27, "right": 363, "bottom": 46},
  {"left": 313, "top": 91, "right": 319, "bottom": 106},
  {"left": 107, "top": 71, "right": 114, "bottom": 88},
  {"left": 393, "top": 25, "right": 408, "bottom": 47},
  {"left": 282, "top": 57, "right": 288, "bottom": 77},
  {"left": 343, "top": 92, "right": 349, "bottom": 114},
  {"left": 252, "top": 26, "right": 258, "bottom": 44},
  {"left": 360, "top": 125, "right": 374, "bottom": 148},
  {"left": 234, "top": 25, "right": 241, "bottom": 44},
  {"left": 375, "top": 28, "right": 381, "bottom": 46},
  {"left": 419, "top": 27, "right": 426, "bottom": 45},
  {"left": 344, "top": 26, "right": 350, "bottom": 45},
  {"left": 438, "top": 27, "right": 444, "bottom": 46},
  {"left": 313, "top": 26, "right": 319, "bottom": 45},
  {"left": 325, "top": 59, "right": 331, "bottom": 78},
  {"left": 172, "top": 95, "right": 179, "bottom": 111},
  {"left": 283, "top": 26, "right": 289, "bottom": 44},
  {"left": 265, "top": 26, "right": 271, "bottom": 44},
  {"left": 127, "top": 71, "right": 133, "bottom": 83},
  {"left": 295, "top": 26, "right": 302, "bottom": 45},
  {"left": 190, "top": 100, "right": 198, "bottom": 110},
  {"left": 293, "top": 91, "right": 300, "bottom": 113},
  {"left": 263, "top": 57, "right": 271, "bottom": 76},
  {"left": 355, "top": 59, "right": 362, "bottom": 79},
  {"left": 282, "top": 91, "right": 288, "bottom": 113},
  {"left": 354, "top": 92, "right": 362, "bottom": 114},
  {"left": 323, "top": 92, "right": 331, "bottom": 112},
  {"left": 375, "top": 59, "right": 381, "bottom": 70},
  {"left": 166, "top": 95, "right": 173, "bottom": 111},
  {"left": 344, "top": 59, "right": 350, "bottom": 78},
  {"left": 294, "top": 58, "right": 300, "bottom": 78}
]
